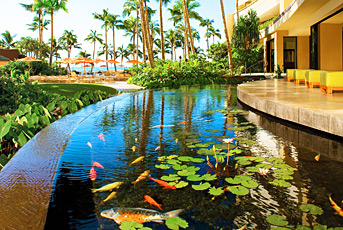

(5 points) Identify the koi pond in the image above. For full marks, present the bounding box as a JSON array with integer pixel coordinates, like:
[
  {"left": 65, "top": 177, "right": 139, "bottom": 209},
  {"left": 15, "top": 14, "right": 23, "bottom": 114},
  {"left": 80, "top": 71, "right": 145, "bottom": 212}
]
[{"left": 44, "top": 85, "right": 343, "bottom": 230}]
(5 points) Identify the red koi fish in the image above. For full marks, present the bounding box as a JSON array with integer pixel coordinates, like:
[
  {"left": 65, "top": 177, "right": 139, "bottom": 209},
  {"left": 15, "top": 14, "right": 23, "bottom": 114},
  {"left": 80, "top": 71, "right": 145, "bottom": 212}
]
[
  {"left": 90, "top": 166, "right": 97, "bottom": 181},
  {"left": 132, "top": 170, "right": 150, "bottom": 185},
  {"left": 144, "top": 195, "right": 162, "bottom": 210},
  {"left": 177, "top": 121, "right": 187, "bottom": 125},
  {"left": 93, "top": 161, "right": 104, "bottom": 169},
  {"left": 148, "top": 176, "right": 176, "bottom": 189},
  {"left": 98, "top": 133, "right": 105, "bottom": 142}
]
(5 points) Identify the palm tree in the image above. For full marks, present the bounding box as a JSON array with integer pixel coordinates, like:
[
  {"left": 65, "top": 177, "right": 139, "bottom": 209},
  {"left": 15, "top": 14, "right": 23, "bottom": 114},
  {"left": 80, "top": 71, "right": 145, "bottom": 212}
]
[
  {"left": 1, "top": 31, "right": 17, "bottom": 49},
  {"left": 116, "top": 45, "right": 130, "bottom": 66},
  {"left": 123, "top": 0, "right": 140, "bottom": 60},
  {"left": 123, "top": 16, "right": 137, "bottom": 59},
  {"left": 37, "top": 0, "right": 68, "bottom": 66},
  {"left": 27, "top": 15, "right": 50, "bottom": 42},
  {"left": 219, "top": 0, "right": 233, "bottom": 72},
  {"left": 165, "top": 29, "right": 182, "bottom": 61},
  {"left": 138, "top": 0, "right": 154, "bottom": 68},
  {"left": 48, "top": 36, "right": 62, "bottom": 62},
  {"left": 107, "top": 13, "right": 122, "bottom": 71},
  {"left": 200, "top": 18, "right": 214, "bottom": 50},
  {"left": 59, "top": 30, "right": 81, "bottom": 72},
  {"left": 149, "top": 20, "right": 160, "bottom": 51},
  {"left": 85, "top": 30, "right": 103, "bottom": 60},
  {"left": 93, "top": 9, "right": 110, "bottom": 70},
  {"left": 182, "top": 0, "right": 196, "bottom": 55},
  {"left": 208, "top": 26, "right": 221, "bottom": 44},
  {"left": 156, "top": 0, "right": 172, "bottom": 60},
  {"left": 78, "top": 50, "right": 91, "bottom": 58}
]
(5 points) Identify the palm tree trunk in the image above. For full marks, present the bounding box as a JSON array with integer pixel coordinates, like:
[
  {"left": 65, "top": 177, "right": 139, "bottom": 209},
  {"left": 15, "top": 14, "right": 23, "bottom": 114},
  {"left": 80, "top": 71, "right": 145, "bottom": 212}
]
[
  {"left": 133, "top": 29, "right": 136, "bottom": 60},
  {"left": 136, "top": 10, "right": 139, "bottom": 60},
  {"left": 38, "top": 12, "right": 42, "bottom": 59},
  {"left": 144, "top": 0, "right": 154, "bottom": 54},
  {"left": 91, "top": 41, "right": 96, "bottom": 73},
  {"left": 159, "top": 0, "right": 165, "bottom": 60},
  {"left": 113, "top": 27, "right": 117, "bottom": 71},
  {"left": 49, "top": 10, "right": 54, "bottom": 66},
  {"left": 236, "top": 0, "right": 239, "bottom": 20},
  {"left": 182, "top": 0, "right": 195, "bottom": 55},
  {"left": 105, "top": 26, "right": 108, "bottom": 71},
  {"left": 139, "top": 0, "right": 154, "bottom": 68},
  {"left": 183, "top": 23, "right": 188, "bottom": 59},
  {"left": 220, "top": 0, "right": 234, "bottom": 72}
]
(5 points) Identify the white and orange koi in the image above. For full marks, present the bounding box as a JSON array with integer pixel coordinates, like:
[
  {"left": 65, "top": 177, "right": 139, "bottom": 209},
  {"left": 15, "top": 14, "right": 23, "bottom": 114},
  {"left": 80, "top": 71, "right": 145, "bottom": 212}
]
[
  {"left": 87, "top": 142, "right": 92, "bottom": 148},
  {"left": 98, "top": 133, "right": 105, "bottom": 142},
  {"left": 132, "top": 170, "right": 150, "bottom": 185},
  {"left": 329, "top": 195, "right": 343, "bottom": 216}
]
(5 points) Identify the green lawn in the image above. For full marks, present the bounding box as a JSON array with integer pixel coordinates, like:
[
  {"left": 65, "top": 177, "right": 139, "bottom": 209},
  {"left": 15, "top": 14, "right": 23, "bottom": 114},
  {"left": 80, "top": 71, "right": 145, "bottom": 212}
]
[{"left": 38, "top": 83, "right": 119, "bottom": 97}]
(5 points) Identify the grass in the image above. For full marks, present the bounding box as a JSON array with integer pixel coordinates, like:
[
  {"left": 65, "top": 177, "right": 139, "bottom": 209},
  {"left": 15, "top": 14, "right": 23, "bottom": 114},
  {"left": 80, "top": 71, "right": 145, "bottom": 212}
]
[{"left": 38, "top": 83, "right": 119, "bottom": 97}]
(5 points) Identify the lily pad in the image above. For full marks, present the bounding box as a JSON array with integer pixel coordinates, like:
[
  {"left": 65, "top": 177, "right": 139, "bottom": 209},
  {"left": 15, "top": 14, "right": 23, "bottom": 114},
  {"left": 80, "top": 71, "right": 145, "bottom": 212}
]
[
  {"left": 195, "top": 143, "right": 210, "bottom": 148},
  {"left": 192, "top": 182, "right": 211, "bottom": 191},
  {"left": 246, "top": 166, "right": 260, "bottom": 172},
  {"left": 178, "top": 156, "right": 192, "bottom": 162},
  {"left": 256, "top": 163, "right": 272, "bottom": 169},
  {"left": 275, "top": 174, "right": 293, "bottom": 180},
  {"left": 299, "top": 204, "right": 324, "bottom": 215},
  {"left": 237, "top": 160, "right": 252, "bottom": 166},
  {"left": 225, "top": 177, "right": 243, "bottom": 185},
  {"left": 172, "top": 164, "right": 187, "bottom": 171},
  {"left": 187, "top": 145, "right": 197, "bottom": 149},
  {"left": 270, "top": 179, "right": 292, "bottom": 187},
  {"left": 267, "top": 157, "right": 284, "bottom": 163},
  {"left": 161, "top": 174, "right": 181, "bottom": 181},
  {"left": 119, "top": 221, "right": 151, "bottom": 230},
  {"left": 228, "top": 185, "right": 250, "bottom": 195},
  {"left": 165, "top": 217, "right": 189, "bottom": 230},
  {"left": 187, "top": 174, "right": 203, "bottom": 181},
  {"left": 313, "top": 225, "right": 327, "bottom": 230},
  {"left": 167, "top": 159, "right": 181, "bottom": 165},
  {"left": 267, "top": 215, "right": 288, "bottom": 226},
  {"left": 240, "top": 139, "right": 258, "bottom": 145},
  {"left": 209, "top": 187, "right": 224, "bottom": 196},
  {"left": 205, "top": 129, "right": 222, "bottom": 134},
  {"left": 241, "top": 180, "right": 259, "bottom": 189},
  {"left": 202, "top": 174, "right": 217, "bottom": 181},
  {"left": 186, "top": 166, "right": 200, "bottom": 172},
  {"left": 250, "top": 156, "right": 265, "bottom": 162},
  {"left": 155, "top": 164, "right": 172, "bottom": 170},
  {"left": 185, "top": 139, "right": 202, "bottom": 143},
  {"left": 170, "top": 181, "right": 189, "bottom": 189},
  {"left": 177, "top": 169, "right": 196, "bottom": 177},
  {"left": 296, "top": 226, "right": 312, "bottom": 230},
  {"left": 158, "top": 156, "right": 166, "bottom": 161},
  {"left": 190, "top": 157, "right": 205, "bottom": 163}
]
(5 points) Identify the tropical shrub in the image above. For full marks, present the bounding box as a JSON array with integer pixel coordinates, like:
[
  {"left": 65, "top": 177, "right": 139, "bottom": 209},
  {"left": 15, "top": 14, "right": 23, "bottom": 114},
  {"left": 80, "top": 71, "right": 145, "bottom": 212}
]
[
  {"left": 207, "top": 42, "right": 229, "bottom": 61},
  {"left": 128, "top": 57, "right": 227, "bottom": 89}
]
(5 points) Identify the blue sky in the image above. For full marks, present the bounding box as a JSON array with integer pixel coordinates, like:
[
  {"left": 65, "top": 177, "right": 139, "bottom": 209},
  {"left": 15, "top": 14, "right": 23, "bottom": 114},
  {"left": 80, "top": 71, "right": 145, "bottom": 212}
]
[{"left": 1, "top": 0, "right": 235, "bottom": 59}]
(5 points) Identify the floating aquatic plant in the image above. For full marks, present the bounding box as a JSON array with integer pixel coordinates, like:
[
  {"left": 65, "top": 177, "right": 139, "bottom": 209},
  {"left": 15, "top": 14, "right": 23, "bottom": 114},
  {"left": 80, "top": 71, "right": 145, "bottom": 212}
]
[
  {"left": 169, "top": 181, "right": 189, "bottom": 189},
  {"left": 270, "top": 179, "right": 292, "bottom": 187},
  {"left": 227, "top": 185, "right": 250, "bottom": 195},
  {"left": 241, "top": 180, "right": 259, "bottom": 189},
  {"left": 165, "top": 217, "right": 189, "bottom": 230},
  {"left": 177, "top": 156, "right": 192, "bottom": 162},
  {"left": 177, "top": 169, "right": 196, "bottom": 177},
  {"left": 161, "top": 174, "right": 181, "bottom": 181},
  {"left": 202, "top": 174, "right": 217, "bottom": 181},
  {"left": 172, "top": 164, "right": 187, "bottom": 171},
  {"left": 299, "top": 204, "right": 324, "bottom": 215},
  {"left": 186, "top": 166, "right": 200, "bottom": 172},
  {"left": 189, "top": 157, "right": 205, "bottom": 163},
  {"left": 209, "top": 187, "right": 224, "bottom": 196},
  {"left": 187, "top": 174, "right": 203, "bottom": 181},
  {"left": 155, "top": 164, "right": 172, "bottom": 169},
  {"left": 266, "top": 214, "right": 289, "bottom": 226},
  {"left": 192, "top": 182, "right": 211, "bottom": 190},
  {"left": 167, "top": 159, "right": 181, "bottom": 165},
  {"left": 256, "top": 163, "right": 272, "bottom": 169},
  {"left": 119, "top": 221, "right": 152, "bottom": 230}
]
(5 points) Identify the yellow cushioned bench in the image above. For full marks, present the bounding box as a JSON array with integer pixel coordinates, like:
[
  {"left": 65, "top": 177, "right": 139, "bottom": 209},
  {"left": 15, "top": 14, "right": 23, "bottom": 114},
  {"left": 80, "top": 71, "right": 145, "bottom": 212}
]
[
  {"left": 320, "top": 71, "right": 343, "bottom": 94},
  {"left": 286, "top": 69, "right": 295, "bottom": 82},
  {"left": 294, "top": 69, "right": 308, "bottom": 85},
  {"left": 305, "top": 70, "right": 322, "bottom": 88}
]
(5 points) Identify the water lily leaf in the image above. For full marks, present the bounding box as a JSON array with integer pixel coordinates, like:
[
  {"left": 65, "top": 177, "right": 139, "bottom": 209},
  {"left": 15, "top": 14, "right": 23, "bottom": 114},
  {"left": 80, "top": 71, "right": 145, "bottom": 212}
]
[
  {"left": 167, "top": 155, "right": 179, "bottom": 159},
  {"left": 271, "top": 227, "right": 291, "bottom": 230},
  {"left": 174, "top": 181, "right": 189, "bottom": 189},
  {"left": 230, "top": 149, "right": 243, "bottom": 154},
  {"left": 246, "top": 166, "right": 260, "bottom": 172},
  {"left": 236, "top": 175, "right": 252, "bottom": 181},
  {"left": 119, "top": 221, "right": 146, "bottom": 230},
  {"left": 209, "top": 187, "right": 224, "bottom": 196},
  {"left": 250, "top": 156, "right": 265, "bottom": 162},
  {"left": 161, "top": 174, "right": 181, "bottom": 181},
  {"left": 270, "top": 179, "right": 292, "bottom": 187},
  {"left": 313, "top": 225, "right": 327, "bottom": 230},
  {"left": 185, "top": 139, "right": 202, "bottom": 143},
  {"left": 155, "top": 164, "right": 171, "bottom": 169},
  {"left": 186, "top": 166, "right": 200, "bottom": 172},
  {"left": 267, "top": 215, "right": 288, "bottom": 226},
  {"left": 195, "top": 143, "right": 210, "bottom": 148},
  {"left": 240, "top": 139, "right": 258, "bottom": 145},
  {"left": 235, "top": 156, "right": 252, "bottom": 161},
  {"left": 204, "top": 141, "right": 216, "bottom": 145},
  {"left": 178, "top": 156, "right": 192, "bottom": 162},
  {"left": 256, "top": 163, "right": 272, "bottom": 169},
  {"left": 225, "top": 177, "right": 243, "bottom": 185},
  {"left": 214, "top": 144, "right": 229, "bottom": 150},
  {"left": 228, "top": 185, "right": 250, "bottom": 195},
  {"left": 241, "top": 180, "right": 259, "bottom": 189},
  {"left": 327, "top": 227, "right": 343, "bottom": 230},
  {"left": 296, "top": 226, "right": 311, "bottom": 230},
  {"left": 267, "top": 157, "right": 284, "bottom": 163},
  {"left": 172, "top": 164, "right": 187, "bottom": 171},
  {"left": 192, "top": 182, "right": 211, "bottom": 191},
  {"left": 202, "top": 174, "right": 217, "bottom": 181},
  {"left": 187, "top": 174, "right": 203, "bottom": 181},
  {"left": 274, "top": 169, "right": 294, "bottom": 176},
  {"left": 165, "top": 217, "right": 189, "bottom": 230},
  {"left": 158, "top": 156, "right": 166, "bottom": 161},
  {"left": 299, "top": 204, "right": 324, "bottom": 215},
  {"left": 275, "top": 174, "right": 293, "bottom": 180},
  {"left": 237, "top": 160, "right": 252, "bottom": 166},
  {"left": 273, "top": 163, "right": 292, "bottom": 169},
  {"left": 167, "top": 159, "right": 181, "bottom": 165},
  {"left": 187, "top": 145, "right": 197, "bottom": 148},
  {"left": 177, "top": 169, "right": 196, "bottom": 177},
  {"left": 190, "top": 157, "right": 205, "bottom": 163},
  {"left": 205, "top": 129, "right": 222, "bottom": 134}
]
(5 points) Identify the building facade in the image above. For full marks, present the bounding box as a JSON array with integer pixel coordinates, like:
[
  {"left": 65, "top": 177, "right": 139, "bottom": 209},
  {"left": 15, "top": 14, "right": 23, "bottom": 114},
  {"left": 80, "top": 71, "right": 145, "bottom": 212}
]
[
  {"left": 0, "top": 49, "right": 19, "bottom": 66},
  {"left": 227, "top": 0, "right": 343, "bottom": 73}
]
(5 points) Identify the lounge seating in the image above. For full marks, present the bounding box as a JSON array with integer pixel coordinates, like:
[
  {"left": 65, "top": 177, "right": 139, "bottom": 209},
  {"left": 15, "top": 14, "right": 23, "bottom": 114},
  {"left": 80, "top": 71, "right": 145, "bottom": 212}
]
[
  {"left": 286, "top": 69, "right": 295, "bottom": 82},
  {"left": 320, "top": 71, "right": 343, "bottom": 94},
  {"left": 294, "top": 69, "right": 308, "bottom": 84},
  {"left": 305, "top": 70, "right": 322, "bottom": 88}
]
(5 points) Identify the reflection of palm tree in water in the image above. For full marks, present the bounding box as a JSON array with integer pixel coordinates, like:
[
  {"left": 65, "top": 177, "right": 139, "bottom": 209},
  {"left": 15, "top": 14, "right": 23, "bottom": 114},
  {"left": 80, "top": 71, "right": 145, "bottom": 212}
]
[
  {"left": 181, "top": 93, "right": 194, "bottom": 153},
  {"left": 158, "top": 95, "right": 165, "bottom": 156},
  {"left": 139, "top": 91, "right": 154, "bottom": 154}
]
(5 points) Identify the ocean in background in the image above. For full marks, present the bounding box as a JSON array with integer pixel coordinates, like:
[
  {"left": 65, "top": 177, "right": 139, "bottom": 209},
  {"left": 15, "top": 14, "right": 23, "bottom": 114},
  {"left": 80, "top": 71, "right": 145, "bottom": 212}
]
[{"left": 66, "top": 66, "right": 128, "bottom": 73}]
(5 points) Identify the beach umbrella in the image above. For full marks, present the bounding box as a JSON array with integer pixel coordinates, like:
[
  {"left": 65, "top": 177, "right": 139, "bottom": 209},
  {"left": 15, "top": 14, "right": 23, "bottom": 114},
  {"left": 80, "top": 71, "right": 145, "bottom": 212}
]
[
  {"left": 107, "top": 59, "right": 120, "bottom": 69},
  {"left": 72, "top": 57, "right": 94, "bottom": 75},
  {"left": 126, "top": 60, "right": 141, "bottom": 64},
  {"left": 91, "top": 58, "right": 105, "bottom": 72},
  {"left": 118, "top": 64, "right": 125, "bottom": 67},
  {"left": 83, "top": 64, "right": 92, "bottom": 67},
  {"left": 100, "top": 64, "right": 107, "bottom": 67},
  {"left": 16, "top": 56, "right": 42, "bottom": 77}
]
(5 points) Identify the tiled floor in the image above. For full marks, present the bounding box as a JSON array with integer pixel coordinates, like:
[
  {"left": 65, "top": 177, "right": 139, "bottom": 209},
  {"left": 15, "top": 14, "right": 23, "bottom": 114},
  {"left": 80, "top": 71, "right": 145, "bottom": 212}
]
[{"left": 237, "top": 79, "right": 343, "bottom": 137}]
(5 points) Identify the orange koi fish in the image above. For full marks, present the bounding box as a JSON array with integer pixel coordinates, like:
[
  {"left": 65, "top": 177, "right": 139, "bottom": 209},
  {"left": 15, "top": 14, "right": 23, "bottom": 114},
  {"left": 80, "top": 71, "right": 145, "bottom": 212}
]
[
  {"left": 329, "top": 195, "right": 343, "bottom": 216},
  {"left": 148, "top": 176, "right": 176, "bottom": 190},
  {"left": 132, "top": 170, "right": 150, "bottom": 185},
  {"left": 130, "top": 156, "right": 144, "bottom": 165},
  {"left": 315, "top": 154, "right": 320, "bottom": 161},
  {"left": 98, "top": 133, "right": 105, "bottom": 142},
  {"left": 177, "top": 121, "right": 187, "bottom": 125},
  {"left": 100, "top": 207, "right": 184, "bottom": 224},
  {"left": 144, "top": 195, "right": 163, "bottom": 210},
  {"left": 93, "top": 161, "right": 104, "bottom": 169},
  {"left": 90, "top": 166, "right": 97, "bottom": 181}
]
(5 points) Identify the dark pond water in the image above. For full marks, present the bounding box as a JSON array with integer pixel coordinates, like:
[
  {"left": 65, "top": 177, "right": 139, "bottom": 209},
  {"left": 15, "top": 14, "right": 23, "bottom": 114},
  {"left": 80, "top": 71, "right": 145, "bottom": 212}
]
[{"left": 45, "top": 85, "right": 343, "bottom": 230}]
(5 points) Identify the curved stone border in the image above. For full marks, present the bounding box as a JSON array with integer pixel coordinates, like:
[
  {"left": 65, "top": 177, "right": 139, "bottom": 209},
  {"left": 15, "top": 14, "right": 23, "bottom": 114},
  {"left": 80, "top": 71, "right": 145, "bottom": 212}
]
[
  {"left": 237, "top": 79, "right": 343, "bottom": 137},
  {"left": 0, "top": 92, "right": 137, "bottom": 229}
]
